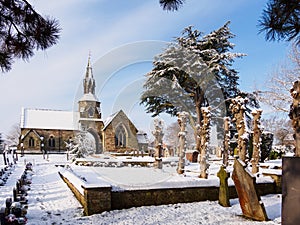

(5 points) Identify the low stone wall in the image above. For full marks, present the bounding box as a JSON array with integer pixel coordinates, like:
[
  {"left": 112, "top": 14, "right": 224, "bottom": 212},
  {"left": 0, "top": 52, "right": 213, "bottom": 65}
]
[
  {"left": 59, "top": 171, "right": 280, "bottom": 216},
  {"left": 112, "top": 182, "right": 277, "bottom": 210},
  {"left": 58, "top": 172, "right": 85, "bottom": 208}
]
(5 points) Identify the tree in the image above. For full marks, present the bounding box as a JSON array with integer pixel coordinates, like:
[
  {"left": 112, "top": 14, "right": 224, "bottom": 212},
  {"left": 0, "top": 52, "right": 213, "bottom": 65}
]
[
  {"left": 68, "top": 131, "right": 95, "bottom": 161},
  {"left": 261, "top": 116, "right": 293, "bottom": 145},
  {"left": 159, "top": 0, "right": 184, "bottom": 11},
  {"left": 159, "top": 0, "right": 300, "bottom": 44},
  {"left": 259, "top": 0, "right": 300, "bottom": 44},
  {"left": 0, "top": 0, "right": 60, "bottom": 72},
  {"left": 159, "top": 0, "right": 185, "bottom": 11},
  {"left": 256, "top": 43, "right": 300, "bottom": 113},
  {"left": 164, "top": 121, "right": 194, "bottom": 150},
  {"left": 141, "top": 23, "right": 245, "bottom": 151},
  {"left": 5, "top": 123, "right": 20, "bottom": 146}
]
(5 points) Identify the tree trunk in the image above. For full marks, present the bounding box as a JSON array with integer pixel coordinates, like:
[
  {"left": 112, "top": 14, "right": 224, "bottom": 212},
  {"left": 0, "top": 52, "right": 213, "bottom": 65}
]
[
  {"left": 177, "top": 112, "right": 189, "bottom": 174},
  {"left": 194, "top": 87, "right": 205, "bottom": 152},
  {"left": 199, "top": 106, "right": 211, "bottom": 178},
  {"left": 223, "top": 117, "right": 230, "bottom": 167},
  {"left": 251, "top": 109, "right": 263, "bottom": 174},
  {"left": 289, "top": 80, "right": 300, "bottom": 157},
  {"left": 229, "top": 97, "right": 248, "bottom": 162}
]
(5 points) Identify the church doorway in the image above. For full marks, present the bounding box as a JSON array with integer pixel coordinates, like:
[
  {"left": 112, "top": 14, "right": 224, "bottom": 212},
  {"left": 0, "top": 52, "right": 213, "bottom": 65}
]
[{"left": 87, "top": 128, "right": 103, "bottom": 154}]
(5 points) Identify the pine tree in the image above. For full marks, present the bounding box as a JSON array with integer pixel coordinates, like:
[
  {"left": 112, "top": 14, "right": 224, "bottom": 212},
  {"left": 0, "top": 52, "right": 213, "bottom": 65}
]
[
  {"left": 0, "top": 0, "right": 60, "bottom": 72},
  {"left": 141, "top": 22, "right": 246, "bottom": 150},
  {"left": 159, "top": 0, "right": 299, "bottom": 44},
  {"left": 259, "top": 0, "right": 300, "bottom": 44}
]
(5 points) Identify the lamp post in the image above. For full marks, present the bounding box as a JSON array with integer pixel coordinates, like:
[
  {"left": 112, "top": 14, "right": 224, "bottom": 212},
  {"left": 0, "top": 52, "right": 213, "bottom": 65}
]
[{"left": 40, "top": 136, "right": 46, "bottom": 159}]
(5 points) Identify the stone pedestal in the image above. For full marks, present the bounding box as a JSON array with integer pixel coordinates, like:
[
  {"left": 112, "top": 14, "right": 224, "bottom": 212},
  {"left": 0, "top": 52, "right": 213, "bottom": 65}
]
[{"left": 282, "top": 157, "right": 300, "bottom": 225}]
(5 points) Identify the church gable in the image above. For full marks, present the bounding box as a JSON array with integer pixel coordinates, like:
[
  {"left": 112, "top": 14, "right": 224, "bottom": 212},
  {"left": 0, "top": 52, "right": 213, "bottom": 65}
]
[{"left": 103, "top": 110, "right": 138, "bottom": 152}]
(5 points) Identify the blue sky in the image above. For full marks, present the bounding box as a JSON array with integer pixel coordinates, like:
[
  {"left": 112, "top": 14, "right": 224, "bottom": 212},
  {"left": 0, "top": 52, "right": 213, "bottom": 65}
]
[{"left": 0, "top": 0, "right": 290, "bottom": 137}]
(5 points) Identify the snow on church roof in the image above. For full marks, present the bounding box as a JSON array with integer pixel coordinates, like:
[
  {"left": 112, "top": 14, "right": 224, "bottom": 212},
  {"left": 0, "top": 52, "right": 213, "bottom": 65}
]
[{"left": 20, "top": 108, "right": 79, "bottom": 130}]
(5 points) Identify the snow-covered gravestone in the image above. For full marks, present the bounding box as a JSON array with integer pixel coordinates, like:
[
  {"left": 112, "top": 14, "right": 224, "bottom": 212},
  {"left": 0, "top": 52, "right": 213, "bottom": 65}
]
[
  {"left": 229, "top": 96, "right": 248, "bottom": 162},
  {"left": 199, "top": 107, "right": 211, "bottom": 179},
  {"left": 177, "top": 112, "right": 189, "bottom": 174},
  {"left": 152, "top": 118, "right": 164, "bottom": 169},
  {"left": 282, "top": 80, "right": 300, "bottom": 225},
  {"left": 251, "top": 109, "right": 263, "bottom": 174}
]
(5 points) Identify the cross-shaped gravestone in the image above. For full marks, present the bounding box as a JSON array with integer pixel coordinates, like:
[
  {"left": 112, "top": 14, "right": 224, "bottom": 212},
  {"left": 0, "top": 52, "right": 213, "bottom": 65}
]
[{"left": 217, "top": 165, "right": 230, "bottom": 207}]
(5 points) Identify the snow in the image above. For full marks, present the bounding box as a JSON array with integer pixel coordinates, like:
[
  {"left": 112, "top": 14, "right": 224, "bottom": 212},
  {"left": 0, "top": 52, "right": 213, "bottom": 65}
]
[
  {"left": 20, "top": 108, "right": 79, "bottom": 130},
  {"left": 78, "top": 93, "right": 98, "bottom": 102},
  {"left": 0, "top": 154, "right": 282, "bottom": 224}
]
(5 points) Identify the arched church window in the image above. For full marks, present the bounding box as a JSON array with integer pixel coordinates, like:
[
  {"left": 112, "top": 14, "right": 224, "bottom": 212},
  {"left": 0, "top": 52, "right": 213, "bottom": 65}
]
[
  {"left": 48, "top": 136, "right": 55, "bottom": 147},
  {"left": 115, "top": 125, "right": 126, "bottom": 147},
  {"left": 88, "top": 106, "right": 94, "bottom": 117},
  {"left": 29, "top": 137, "right": 35, "bottom": 147}
]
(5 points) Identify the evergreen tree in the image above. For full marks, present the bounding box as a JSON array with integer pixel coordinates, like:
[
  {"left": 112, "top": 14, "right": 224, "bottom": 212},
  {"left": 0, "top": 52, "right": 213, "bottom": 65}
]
[
  {"left": 259, "top": 0, "right": 300, "bottom": 44},
  {"left": 141, "top": 22, "right": 248, "bottom": 150},
  {"left": 0, "top": 0, "right": 60, "bottom": 72},
  {"left": 159, "top": 0, "right": 300, "bottom": 44},
  {"left": 159, "top": 0, "right": 184, "bottom": 11}
]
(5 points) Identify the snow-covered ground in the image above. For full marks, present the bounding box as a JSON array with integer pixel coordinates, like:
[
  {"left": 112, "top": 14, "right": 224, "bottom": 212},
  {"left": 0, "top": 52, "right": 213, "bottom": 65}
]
[{"left": 0, "top": 154, "right": 281, "bottom": 224}]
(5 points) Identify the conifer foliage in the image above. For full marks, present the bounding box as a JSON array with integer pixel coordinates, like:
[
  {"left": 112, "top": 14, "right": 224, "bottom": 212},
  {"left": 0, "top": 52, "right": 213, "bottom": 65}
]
[
  {"left": 141, "top": 22, "right": 245, "bottom": 148},
  {"left": 159, "top": 0, "right": 300, "bottom": 44},
  {"left": 259, "top": 0, "right": 300, "bottom": 44},
  {"left": 0, "top": 0, "right": 60, "bottom": 72}
]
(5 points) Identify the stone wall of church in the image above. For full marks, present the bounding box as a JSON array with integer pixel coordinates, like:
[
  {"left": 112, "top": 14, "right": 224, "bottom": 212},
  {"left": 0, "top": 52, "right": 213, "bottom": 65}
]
[
  {"left": 20, "top": 128, "right": 75, "bottom": 153},
  {"left": 103, "top": 112, "right": 139, "bottom": 152},
  {"left": 78, "top": 100, "right": 101, "bottom": 119}
]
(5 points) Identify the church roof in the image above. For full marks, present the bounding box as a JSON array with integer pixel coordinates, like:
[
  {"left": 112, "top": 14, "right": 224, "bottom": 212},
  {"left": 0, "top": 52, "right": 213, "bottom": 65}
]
[
  {"left": 20, "top": 108, "right": 79, "bottom": 130},
  {"left": 103, "top": 110, "right": 137, "bottom": 132},
  {"left": 103, "top": 111, "right": 119, "bottom": 129}
]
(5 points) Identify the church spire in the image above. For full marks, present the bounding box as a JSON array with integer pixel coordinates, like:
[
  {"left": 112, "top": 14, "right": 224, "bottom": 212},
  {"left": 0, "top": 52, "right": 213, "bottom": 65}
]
[{"left": 83, "top": 53, "right": 95, "bottom": 94}]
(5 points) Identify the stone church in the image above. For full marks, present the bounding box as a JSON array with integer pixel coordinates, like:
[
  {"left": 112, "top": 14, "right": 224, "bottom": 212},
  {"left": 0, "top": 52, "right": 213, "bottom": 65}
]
[{"left": 19, "top": 57, "right": 148, "bottom": 154}]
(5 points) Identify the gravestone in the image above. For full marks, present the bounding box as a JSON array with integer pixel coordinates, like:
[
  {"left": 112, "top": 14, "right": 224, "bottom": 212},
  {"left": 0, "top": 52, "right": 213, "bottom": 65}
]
[
  {"left": 217, "top": 165, "right": 230, "bottom": 207},
  {"left": 282, "top": 157, "right": 300, "bottom": 225},
  {"left": 232, "top": 158, "right": 268, "bottom": 221}
]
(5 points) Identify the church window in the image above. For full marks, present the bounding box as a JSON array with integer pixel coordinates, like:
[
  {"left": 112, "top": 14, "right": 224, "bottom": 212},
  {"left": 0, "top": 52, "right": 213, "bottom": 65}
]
[
  {"left": 29, "top": 137, "right": 35, "bottom": 147},
  {"left": 115, "top": 125, "right": 126, "bottom": 147},
  {"left": 48, "top": 136, "right": 55, "bottom": 147},
  {"left": 88, "top": 106, "right": 94, "bottom": 117}
]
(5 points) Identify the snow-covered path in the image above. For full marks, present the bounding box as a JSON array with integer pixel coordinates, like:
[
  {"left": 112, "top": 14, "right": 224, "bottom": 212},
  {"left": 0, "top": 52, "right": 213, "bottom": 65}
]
[
  {"left": 25, "top": 157, "right": 83, "bottom": 225},
  {"left": 2, "top": 154, "right": 282, "bottom": 225}
]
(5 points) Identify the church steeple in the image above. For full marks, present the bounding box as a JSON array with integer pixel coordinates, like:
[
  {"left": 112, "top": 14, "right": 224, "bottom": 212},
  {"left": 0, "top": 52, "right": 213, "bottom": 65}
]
[{"left": 83, "top": 54, "right": 95, "bottom": 95}]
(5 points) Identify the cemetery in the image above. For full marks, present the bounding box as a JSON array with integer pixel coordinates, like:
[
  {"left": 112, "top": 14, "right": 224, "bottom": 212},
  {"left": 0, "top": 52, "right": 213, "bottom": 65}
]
[
  {"left": 0, "top": 2, "right": 298, "bottom": 224},
  {"left": 56, "top": 93, "right": 286, "bottom": 221}
]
